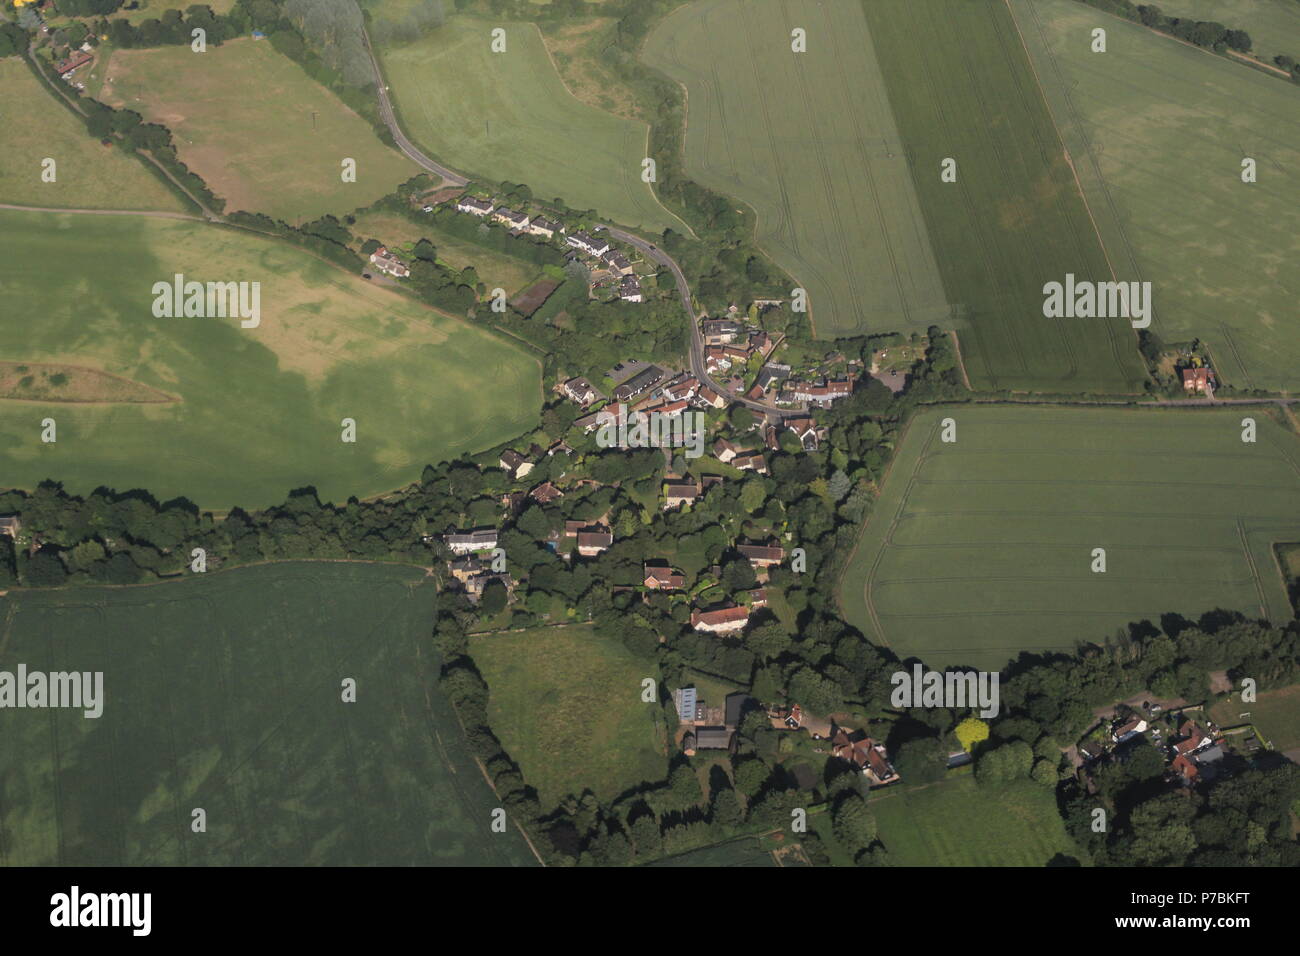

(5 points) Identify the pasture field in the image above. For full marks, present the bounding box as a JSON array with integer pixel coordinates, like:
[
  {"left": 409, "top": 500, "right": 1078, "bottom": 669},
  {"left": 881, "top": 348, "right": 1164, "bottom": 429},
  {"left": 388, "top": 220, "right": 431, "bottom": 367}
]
[
  {"left": 469, "top": 624, "right": 667, "bottom": 805},
  {"left": 351, "top": 210, "right": 541, "bottom": 294},
  {"left": 0, "top": 562, "right": 538, "bottom": 866},
  {"left": 376, "top": 17, "right": 686, "bottom": 234},
  {"left": 0, "top": 209, "right": 540, "bottom": 509},
  {"left": 100, "top": 38, "right": 419, "bottom": 221},
  {"left": 0, "top": 59, "right": 184, "bottom": 212},
  {"left": 871, "top": 776, "right": 1086, "bottom": 866},
  {"left": 860, "top": 0, "right": 1148, "bottom": 393},
  {"left": 109, "top": 0, "right": 237, "bottom": 24},
  {"left": 642, "top": 0, "right": 949, "bottom": 340},
  {"left": 1210, "top": 683, "right": 1300, "bottom": 752},
  {"left": 1011, "top": 0, "right": 1300, "bottom": 392},
  {"left": 839, "top": 405, "right": 1300, "bottom": 670}
]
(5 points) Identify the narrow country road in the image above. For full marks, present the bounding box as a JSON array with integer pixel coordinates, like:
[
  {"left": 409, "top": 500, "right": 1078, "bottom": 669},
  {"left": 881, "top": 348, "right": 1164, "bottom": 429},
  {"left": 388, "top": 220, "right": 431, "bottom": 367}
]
[
  {"left": 355, "top": 15, "right": 797, "bottom": 417},
  {"left": 358, "top": 27, "right": 468, "bottom": 187}
]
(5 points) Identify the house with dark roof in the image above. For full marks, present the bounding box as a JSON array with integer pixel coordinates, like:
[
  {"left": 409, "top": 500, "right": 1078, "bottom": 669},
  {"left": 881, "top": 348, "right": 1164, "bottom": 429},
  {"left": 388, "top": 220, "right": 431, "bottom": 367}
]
[
  {"left": 576, "top": 530, "right": 613, "bottom": 557},
  {"left": 498, "top": 449, "right": 533, "bottom": 480},
  {"left": 561, "top": 376, "right": 600, "bottom": 407},
  {"left": 683, "top": 727, "right": 735, "bottom": 755},
  {"left": 456, "top": 196, "right": 495, "bottom": 216},
  {"left": 613, "top": 365, "right": 665, "bottom": 403},
  {"left": 444, "top": 529, "right": 498, "bottom": 555},
  {"left": 566, "top": 231, "right": 610, "bottom": 257},
  {"left": 663, "top": 479, "right": 702, "bottom": 511},
  {"left": 0, "top": 516, "right": 20, "bottom": 538},
  {"left": 618, "top": 274, "right": 643, "bottom": 303},
  {"left": 528, "top": 216, "right": 559, "bottom": 239}
]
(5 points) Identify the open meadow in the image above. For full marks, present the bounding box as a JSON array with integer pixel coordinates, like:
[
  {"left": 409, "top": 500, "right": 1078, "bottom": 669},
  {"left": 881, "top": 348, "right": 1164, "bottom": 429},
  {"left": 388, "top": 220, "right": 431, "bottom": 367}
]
[
  {"left": 100, "top": 38, "right": 419, "bottom": 222},
  {"left": 1210, "top": 682, "right": 1300, "bottom": 753},
  {"left": 870, "top": 775, "right": 1086, "bottom": 866},
  {"left": 1011, "top": 0, "right": 1300, "bottom": 392},
  {"left": 0, "top": 59, "right": 184, "bottom": 212},
  {"left": 641, "top": 0, "right": 950, "bottom": 339},
  {"left": 469, "top": 624, "right": 668, "bottom": 806},
  {"left": 860, "top": 0, "right": 1148, "bottom": 393},
  {"left": 0, "top": 562, "right": 537, "bottom": 866},
  {"left": 0, "top": 208, "right": 540, "bottom": 509},
  {"left": 376, "top": 17, "right": 686, "bottom": 234},
  {"left": 1153, "top": 0, "right": 1300, "bottom": 68},
  {"left": 840, "top": 405, "right": 1300, "bottom": 670}
]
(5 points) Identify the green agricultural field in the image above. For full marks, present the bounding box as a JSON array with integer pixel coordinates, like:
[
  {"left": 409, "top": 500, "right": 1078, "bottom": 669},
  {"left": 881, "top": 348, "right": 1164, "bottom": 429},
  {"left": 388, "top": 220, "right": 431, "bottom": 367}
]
[
  {"left": 0, "top": 59, "right": 184, "bottom": 212},
  {"left": 470, "top": 624, "right": 667, "bottom": 806},
  {"left": 871, "top": 776, "right": 1086, "bottom": 866},
  {"left": 100, "top": 38, "right": 419, "bottom": 222},
  {"left": 0, "top": 208, "right": 540, "bottom": 509},
  {"left": 1011, "top": 0, "right": 1300, "bottom": 392},
  {"left": 0, "top": 562, "right": 538, "bottom": 866},
  {"left": 642, "top": 0, "right": 950, "bottom": 339},
  {"left": 840, "top": 405, "right": 1300, "bottom": 670},
  {"left": 861, "top": 0, "right": 1148, "bottom": 393},
  {"left": 1154, "top": 0, "right": 1300, "bottom": 68},
  {"left": 376, "top": 17, "right": 686, "bottom": 234}
]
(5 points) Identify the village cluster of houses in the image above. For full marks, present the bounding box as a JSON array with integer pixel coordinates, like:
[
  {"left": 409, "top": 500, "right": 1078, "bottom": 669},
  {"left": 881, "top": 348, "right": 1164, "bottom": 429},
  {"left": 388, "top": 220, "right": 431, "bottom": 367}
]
[
  {"left": 671, "top": 690, "right": 901, "bottom": 787},
  {"left": 1078, "top": 709, "right": 1234, "bottom": 787},
  {"left": 453, "top": 194, "right": 645, "bottom": 302}
]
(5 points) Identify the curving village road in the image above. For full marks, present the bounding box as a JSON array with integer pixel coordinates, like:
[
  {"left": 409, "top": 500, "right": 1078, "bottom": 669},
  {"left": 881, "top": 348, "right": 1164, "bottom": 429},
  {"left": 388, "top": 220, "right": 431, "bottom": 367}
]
[{"left": 356, "top": 20, "right": 797, "bottom": 417}]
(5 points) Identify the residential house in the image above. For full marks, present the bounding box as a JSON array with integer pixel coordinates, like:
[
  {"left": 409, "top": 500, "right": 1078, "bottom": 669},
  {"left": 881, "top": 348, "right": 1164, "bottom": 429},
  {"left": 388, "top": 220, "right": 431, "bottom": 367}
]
[
  {"left": 644, "top": 564, "right": 686, "bottom": 590},
  {"left": 498, "top": 449, "right": 534, "bottom": 480},
  {"left": 368, "top": 246, "right": 410, "bottom": 279},
  {"left": 789, "top": 379, "right": 854, "bottom": 407},
  {"left": 694, "top": 386, "right": 726, "bottom": 410},
  {"left": 56, "top": 50, "right": 93, "bottom": 75},
  {"left": 662, "top": 377, "right": 699, "bottom": 402},
  {"left": 690, "top": 605, "right": 750, "bottom": 634},
  {"left": 737, "top": 543, "right": 784, "bottom": 568},
  {"left": 1079, "top": 741, "right": 1107, "bottom": 763},
  {"left": 613, "top": 365, "right": 665, "bottom": 403},
  {"left": 529, "top": 481, "right": 564, "bottom": 505},
  {"left": 528, "top": 216, "right": 560, "bottom": 239},
  {"left": 566, "top": 231, "right": 610, "bottom": 257},
  {"left": 0, "top": 516, "right": 20, "bottom": 538},
  {"left": 1111, "top": 715, "right": 1148, "bottom": 744},
  {"left": 663, "top": 479, "right": 702, "bottom": 511},
  {"left": 702, "top": 319, "right": 742, "bottom": 345},
  {"left": 444, "top": 529, "right": 498, "bottom": 555},
  {"left": 601, "top": 250, "right": 634, "bottom": 275},
  {"left": 831, "top": 730, "right": 900, "bottom": 786},
  {"left": 746, "top": 588, "right": 768, "bottom": 608},
  {"left": 731, "top": 453, "right": 768, "bottom": 474},
  {"left": 561, "top": 376, "right": 600, "bottom": 407},
  {"left": 713, "top": 438, "right": 740, "bottom": 463},
  {"left": 618, "top": 275, "right": 643, "bottom": 303},
  {"left": 1172, "top": 720, "right": 1213, "bottom": 756},
  {"left": 492, "top": 207, "right": 530, "bottom": 230},
  {"left": 1182, "top": 367, "right": 1211, "bottom": 395},
  {"left": 456, "top": 196, "right": 495, "bottom": 217},
  {"left": 576, "top": 530, "right": 613, "bottom": 557}
]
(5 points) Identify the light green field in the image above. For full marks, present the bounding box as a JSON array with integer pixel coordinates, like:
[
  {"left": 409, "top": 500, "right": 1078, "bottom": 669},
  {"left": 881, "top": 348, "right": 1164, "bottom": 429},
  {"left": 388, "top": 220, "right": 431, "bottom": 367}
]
[
  {"left": 840, "top": 405, "right": 1300, "bottom": 670},
  {"left": 872, "top": 776, "right": 1085, "bottom": 866},
  {"left": 377, "top": 17, "right": 686, "bottom": 234},
  {"left": 0, "top": 59, "right": 184, "bottom": 212},
  {"left": 1155, "top": 0, "right": 1300, "bottom": 67},
  {"left": 0, "top": 562, "right": 537, "bottom": 866},
  {"left": 1012, "top": 0, "right": 1300, "bottom": 392},
  {"left": 100, "top": 38, "right": 419, "bottom": 222},
  {"left": 470, "top": 624, "right": 667, "bottom": 806},
  {"left": 0, "top": 209, "right": 540, "bottom": 509},
  {"left": 109, "top": 0, "right": 237, "bottom": 24},
  {"left": 1210, "top": 682, "right": 1300, "bottom": 752},
  {"left": 642, "top": 0, "right": 949, "bottom": 339},
  {"left": 860, "top": 0, "right": 1148, "bottom": 393}
]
